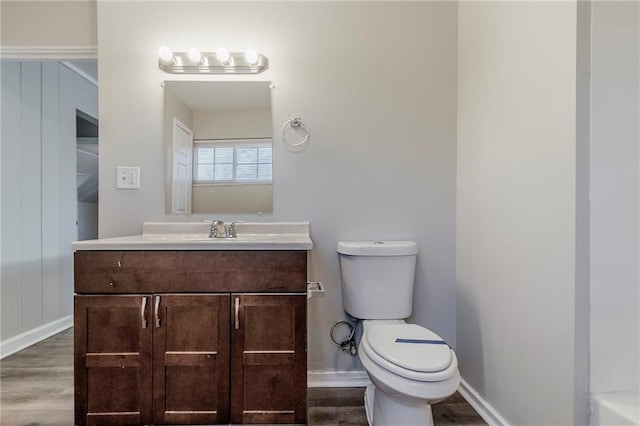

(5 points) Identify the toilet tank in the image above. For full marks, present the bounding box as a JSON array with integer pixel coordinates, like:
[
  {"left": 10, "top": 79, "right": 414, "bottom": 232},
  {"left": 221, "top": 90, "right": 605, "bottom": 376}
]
[{"left": 338, "top": 241, "right": 418, "bottom": 320}]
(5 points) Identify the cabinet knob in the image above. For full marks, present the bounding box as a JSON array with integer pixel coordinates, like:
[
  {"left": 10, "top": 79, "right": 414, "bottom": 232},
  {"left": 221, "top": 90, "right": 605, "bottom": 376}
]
[{"left": 109, "top": 281, "right": 114, "bottom": 287}]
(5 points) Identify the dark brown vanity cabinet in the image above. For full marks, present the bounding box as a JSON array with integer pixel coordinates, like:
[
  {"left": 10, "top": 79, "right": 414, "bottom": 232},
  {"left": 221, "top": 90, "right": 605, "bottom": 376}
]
[{"left": 74, "top": 251, "right": 307, "bottom": 426}]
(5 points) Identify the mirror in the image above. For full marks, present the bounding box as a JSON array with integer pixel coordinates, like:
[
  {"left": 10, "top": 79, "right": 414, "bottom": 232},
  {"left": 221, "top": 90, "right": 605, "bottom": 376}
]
[{"left": 164, "top": 81, "right": 273, "bottom": 214}]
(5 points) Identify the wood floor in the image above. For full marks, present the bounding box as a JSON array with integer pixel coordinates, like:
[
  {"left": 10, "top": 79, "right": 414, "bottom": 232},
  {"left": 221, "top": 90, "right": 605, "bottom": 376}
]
[
  {"left": 1, "top": 329, "right": 74, "bottom": 425},
  {"left": 0, "top": 329, "right": 486, "bottom": 426},
  {"left": 308, "top": 388, "right": 487, "bottom": 425}
]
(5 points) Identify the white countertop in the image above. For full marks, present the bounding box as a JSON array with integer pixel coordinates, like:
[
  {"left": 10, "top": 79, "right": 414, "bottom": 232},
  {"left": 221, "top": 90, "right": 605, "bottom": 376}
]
[{"left": 71, "top": 222, "right": 313, "bottom": 251}]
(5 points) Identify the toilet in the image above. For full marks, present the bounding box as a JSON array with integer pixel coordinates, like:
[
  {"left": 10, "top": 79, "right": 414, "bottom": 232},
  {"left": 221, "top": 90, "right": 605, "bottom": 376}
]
[{"left": 338, "top": 241, "right": 460, "bottom": 426}]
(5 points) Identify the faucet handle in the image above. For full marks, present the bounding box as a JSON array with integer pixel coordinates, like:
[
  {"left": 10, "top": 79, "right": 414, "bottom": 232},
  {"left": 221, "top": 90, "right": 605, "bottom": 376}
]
[
  {"left": 228, "top": 221, "right": 244, "bottom": 238},
  {"left": 202, "top": 220, "right": 214, "bottom": 237}
]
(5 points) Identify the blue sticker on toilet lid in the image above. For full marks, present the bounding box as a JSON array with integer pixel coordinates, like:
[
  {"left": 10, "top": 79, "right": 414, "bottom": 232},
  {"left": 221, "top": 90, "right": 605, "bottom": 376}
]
[{"left": 366, "top": 324, "right": 452, "bottom": 373}]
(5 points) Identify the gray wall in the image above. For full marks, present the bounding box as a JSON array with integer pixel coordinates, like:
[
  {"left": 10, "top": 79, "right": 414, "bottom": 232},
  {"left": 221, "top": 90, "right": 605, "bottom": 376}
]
[
  {"left": 574, "top": 1, "right": 591, "bottom": 423},
  {"left": 78, "top": 202, "right": 99, "bottom": 241},
  {"left": 589, "top": 0, "right": 640, "bottom": 395},
  {"left": 97, "top": 1, "right": 458, "bottom": 372},
  {"left": 0, "top": 0, "right": 96, "bottom": 47},
  {"left": 456, "top": 2, "right": 577, "bottom": 424},
  {"left": 1, "top": 61, "right": 97, "bottom": 343}
]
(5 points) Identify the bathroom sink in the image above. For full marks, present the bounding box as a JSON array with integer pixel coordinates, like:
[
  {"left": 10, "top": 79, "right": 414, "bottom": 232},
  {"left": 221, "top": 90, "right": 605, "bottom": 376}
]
[{"left": 71, "top": 222, "right": 313, "bottom": 251}]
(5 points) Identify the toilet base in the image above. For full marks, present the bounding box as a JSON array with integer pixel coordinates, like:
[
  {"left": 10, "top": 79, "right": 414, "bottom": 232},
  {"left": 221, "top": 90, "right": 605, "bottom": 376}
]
[
  {"left": 364, "top": 384, "right": 375, "bottom": 425},
  {"left": 365, "top": 384, "right": 434, "bottom": 426}
]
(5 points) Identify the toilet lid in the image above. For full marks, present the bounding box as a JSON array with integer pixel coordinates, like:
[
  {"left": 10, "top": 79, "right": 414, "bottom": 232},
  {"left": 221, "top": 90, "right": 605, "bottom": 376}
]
[{"left": 366, "top": 324, "right": 452, "bottom": 373}]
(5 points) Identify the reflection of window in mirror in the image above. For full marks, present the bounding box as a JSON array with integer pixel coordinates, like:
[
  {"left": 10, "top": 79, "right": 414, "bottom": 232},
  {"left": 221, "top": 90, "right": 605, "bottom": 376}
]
[
  {"left": 193, "top": 139, "right": 272, "bottom": 183},
  {"left": 164, "top": 81, "right": 273, "bottom": 214}
]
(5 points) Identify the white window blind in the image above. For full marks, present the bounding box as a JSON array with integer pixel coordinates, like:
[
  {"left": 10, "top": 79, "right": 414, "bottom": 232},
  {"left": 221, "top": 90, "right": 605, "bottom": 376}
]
[{"left": 193, "top": 139, "right": 272, "bottom": 184}]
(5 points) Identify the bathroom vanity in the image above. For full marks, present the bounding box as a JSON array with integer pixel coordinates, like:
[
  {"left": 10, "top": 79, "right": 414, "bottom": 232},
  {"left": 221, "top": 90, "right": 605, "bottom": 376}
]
[{"left": 71, "top": 222, "right": 312, "bottom": 426}]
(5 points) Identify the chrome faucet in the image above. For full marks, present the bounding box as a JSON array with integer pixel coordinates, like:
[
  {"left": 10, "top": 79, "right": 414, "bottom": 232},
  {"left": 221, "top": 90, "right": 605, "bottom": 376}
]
[
  {"left": 212, "top": 220, "right": 228, "bottom": 238},
  {"left": 204, "top": 219, "right": 242, "bottom": 238},
  {"left": 204, "top": 219, "right": 229, "bottom": 238}
]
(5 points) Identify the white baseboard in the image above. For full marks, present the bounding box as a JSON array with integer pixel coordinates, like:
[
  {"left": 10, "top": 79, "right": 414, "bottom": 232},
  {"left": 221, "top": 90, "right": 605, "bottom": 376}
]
[
  {"left": 0, "top": 315, "right": 73, "bottom": 359},
  {"left": 592, "top": 393, "right": 639, "bottom": 426},
  {"left": 308, "top": 370, "right": 372, "bottom": 388},
  {"left": 458, "top": 377, "right": 510, "bottom": 426}
]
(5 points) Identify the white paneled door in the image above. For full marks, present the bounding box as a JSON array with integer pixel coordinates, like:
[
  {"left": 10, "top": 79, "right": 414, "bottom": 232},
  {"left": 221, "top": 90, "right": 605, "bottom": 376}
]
[{"left": 171, "top": 118, "right": 193, "bottom": 214}]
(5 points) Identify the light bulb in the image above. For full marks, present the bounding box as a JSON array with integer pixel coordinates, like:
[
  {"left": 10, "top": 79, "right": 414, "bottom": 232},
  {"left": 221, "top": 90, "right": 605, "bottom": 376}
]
[
  {"left": 188, "top": 48, "right": 202, "bottom": 63},
  {"left": 244, "top": 49, "right": 259, "bottom": 65},
  {"left": 158, "top": 46, "right": 173, "bottom": 62},
  {"left": 216, "top": 47, "right": 230, "bottom": 63}
]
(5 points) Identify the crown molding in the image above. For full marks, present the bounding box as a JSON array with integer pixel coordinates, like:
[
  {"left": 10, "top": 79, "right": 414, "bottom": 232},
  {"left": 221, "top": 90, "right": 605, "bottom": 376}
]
[{"left": 0, "top": 45, "right": 97, "bottom": 59}]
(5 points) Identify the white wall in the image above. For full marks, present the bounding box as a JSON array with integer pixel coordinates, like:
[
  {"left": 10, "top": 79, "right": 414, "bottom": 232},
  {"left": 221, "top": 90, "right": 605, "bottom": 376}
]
[
  {"left": 193, "top": 108, "right": 271, "bottom": 140},
  {"left": 456, "top": 2, "right": 577, "bottom": 425},
  {"left": 97, "top": 1, "right": 458, "bottom": 372},
  {"left": 590, "top": 0, "right": 640, "bottom": 395},
  {"left": 1, "top": 61, "right": 97, "bottom": 348},
  {"left": 192, "top": 184, "right": 272, "bottom": 214}
]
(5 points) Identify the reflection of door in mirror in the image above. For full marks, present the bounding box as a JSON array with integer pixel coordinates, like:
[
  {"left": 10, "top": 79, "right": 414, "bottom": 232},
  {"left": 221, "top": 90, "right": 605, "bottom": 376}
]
[
  {"left": 164, "top": 81, "right": 273, "bottom": 214},
  {"left": 171, "top": 118, "right": 193, "bottom": 214}
]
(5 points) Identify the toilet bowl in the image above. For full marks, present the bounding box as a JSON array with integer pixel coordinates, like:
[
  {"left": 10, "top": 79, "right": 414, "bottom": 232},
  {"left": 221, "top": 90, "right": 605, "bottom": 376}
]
[{"left": 358, "top": 320, "right": 460, "bottom": 426}]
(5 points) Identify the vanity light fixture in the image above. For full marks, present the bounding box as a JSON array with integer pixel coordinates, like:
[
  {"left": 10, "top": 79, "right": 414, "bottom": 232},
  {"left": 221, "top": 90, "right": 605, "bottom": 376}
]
[{"left": 158, "top": 46, "right": 268, "bottom": 74}]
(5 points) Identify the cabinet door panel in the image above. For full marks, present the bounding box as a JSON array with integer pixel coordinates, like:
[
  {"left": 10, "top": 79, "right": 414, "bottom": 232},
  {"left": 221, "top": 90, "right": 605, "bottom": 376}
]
[
  {"left": 75, "top": 295, "right": 152, "bottom": 426},
  {"left": 231, "top": 294, "right": 306, "bottom": 424},
  {"left": 153, "top": 294, "right": 230, "bottom": 425}
]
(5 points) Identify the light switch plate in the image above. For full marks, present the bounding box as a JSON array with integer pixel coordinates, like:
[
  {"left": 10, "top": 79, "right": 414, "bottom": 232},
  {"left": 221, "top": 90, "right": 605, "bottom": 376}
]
[{"left": 116, "top": 166, "right": 140, "bottom": 189}]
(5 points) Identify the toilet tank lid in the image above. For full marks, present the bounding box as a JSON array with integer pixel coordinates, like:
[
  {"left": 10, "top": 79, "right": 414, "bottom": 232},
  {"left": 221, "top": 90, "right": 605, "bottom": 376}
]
[{"left": 337, "top": 241, "right": 418, "bottom": 256}]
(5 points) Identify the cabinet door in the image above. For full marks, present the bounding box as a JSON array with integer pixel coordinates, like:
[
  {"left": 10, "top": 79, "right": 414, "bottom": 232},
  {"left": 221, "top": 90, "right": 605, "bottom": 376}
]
[
  {"left": 231, "top": 294, "right": 307, "bottom": 424},
  {"left": 74, "top": 295, "right": 152, "bottom": 426},
  {"left": 152, "top": 294, "right": 230, "bottom": 425}
]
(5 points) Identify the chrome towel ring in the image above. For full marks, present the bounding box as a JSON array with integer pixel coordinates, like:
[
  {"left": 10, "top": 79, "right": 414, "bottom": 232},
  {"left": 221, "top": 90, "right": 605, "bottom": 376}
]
[{"left": 282, "top": 116, "right": 309, "bottom": 148}]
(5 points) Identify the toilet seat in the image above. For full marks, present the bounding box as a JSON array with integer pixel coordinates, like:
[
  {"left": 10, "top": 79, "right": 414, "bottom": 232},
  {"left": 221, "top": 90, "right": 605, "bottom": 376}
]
[
  {"left": 362, "top": 324, "right": 457, "bottom": 382},
  {"left": 368, "top": 324, "right": 452, "bottom": 372}
]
